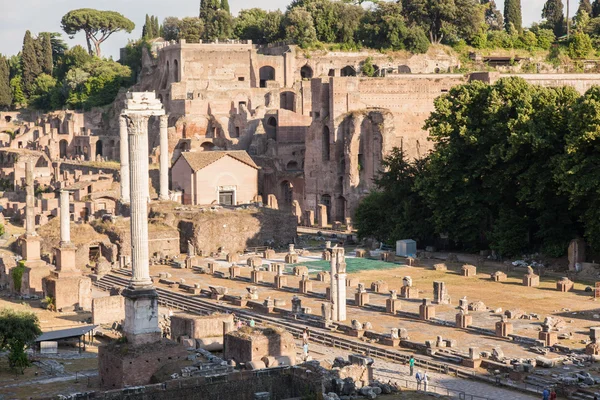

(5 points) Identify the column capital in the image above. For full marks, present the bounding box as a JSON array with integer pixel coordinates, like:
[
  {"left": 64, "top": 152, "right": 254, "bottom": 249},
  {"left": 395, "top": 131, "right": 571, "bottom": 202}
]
[
  {"left": 159, "top": 114, "right": 168, "bottom": 127},
  {"left": 124, "top": 113, "right": 151, "bottom": 135}
]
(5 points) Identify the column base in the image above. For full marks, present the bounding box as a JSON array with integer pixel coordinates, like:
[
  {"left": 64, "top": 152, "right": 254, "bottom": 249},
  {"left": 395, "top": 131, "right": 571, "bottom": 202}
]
[{"left": 122, "top": 287, "right": 162, "bottom": 346}]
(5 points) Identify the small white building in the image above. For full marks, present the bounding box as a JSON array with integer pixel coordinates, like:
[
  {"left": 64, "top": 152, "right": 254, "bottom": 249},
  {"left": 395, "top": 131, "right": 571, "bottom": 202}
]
[{"left": 396, "top": 239, "right": 417, "bottom": 257}]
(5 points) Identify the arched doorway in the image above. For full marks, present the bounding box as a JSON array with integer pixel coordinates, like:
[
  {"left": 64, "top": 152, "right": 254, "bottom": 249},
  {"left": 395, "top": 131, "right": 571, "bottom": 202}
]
[
  {"left": 173, "top": 59, "right": 179, "bottom": 82},
  {"left": 280, "top": 180, "right": 293, "bottom": 208},
  {"left": 300, "top": 65, "right": 313, "bottom": 79},
  {"left": 336, "top": 196, "right": 346, "bottom": 222},
  {"left": 163, "top": 61, "right": 170, "bottom": 89},
  {"left": 341, "top": 66, "right": 356, "bottom": 77},
  {"left": 180, "top": 142, "right": 190, "bottom": 152},
  {"left": 259, "top": 66, "right": 275, "bottom": 88},
  {"left": 322, "top": 126, "right": 330, "bottom": 161},
  {"left": 59, "top": 139, "right": 68, "bottom": 158},
  {"left": 280, "top": 91, "right": 295, "bottom": 111},
  {"left": 201, "top": 142, "right": 215, "bottom": 151},
  {"left": 398, "top": 65, "right": 411, "bottom": 74},
  {"left": 286, "top": 161, "right": 299, "bottom": 171},
  {"left": 95, "top": 140, "right": 103, "bottom": 157},
  {"left": 266, "top": 117, "right": 277, "bottom": 141}
]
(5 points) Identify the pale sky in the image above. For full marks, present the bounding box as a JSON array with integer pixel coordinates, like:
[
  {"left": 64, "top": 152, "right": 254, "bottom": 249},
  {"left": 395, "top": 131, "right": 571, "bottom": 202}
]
[{"left": 0, "top": 0, "right": 575, "bottom": 60}]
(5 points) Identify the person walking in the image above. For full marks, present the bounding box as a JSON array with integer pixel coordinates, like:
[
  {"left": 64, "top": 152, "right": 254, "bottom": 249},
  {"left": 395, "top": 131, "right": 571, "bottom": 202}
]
[
  {"left": 415, "top": 370, "right": 423, "bottom": 391},
  {"left": 249, "top": 318, "right": 255, "bottom": 328},
  {"left": 542, "top": 388, "right": 550, "bottom": 400},
  {"left": 422, "top": 371, "right": 428, "bottom": 392},
  {"left": 302, "top": 327, "right": 310, "bottom": 360},
  {"left": 550, "top": 389, "right": 557, "bottom": 400},
  {"left": 409, "top": 355, "right": 415, "bottom": 376}
]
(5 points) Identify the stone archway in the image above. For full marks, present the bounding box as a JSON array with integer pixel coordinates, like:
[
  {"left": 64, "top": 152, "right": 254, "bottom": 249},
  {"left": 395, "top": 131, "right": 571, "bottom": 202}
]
[{"left": 259, "top": 66, "right": 275, "bottom": 88}]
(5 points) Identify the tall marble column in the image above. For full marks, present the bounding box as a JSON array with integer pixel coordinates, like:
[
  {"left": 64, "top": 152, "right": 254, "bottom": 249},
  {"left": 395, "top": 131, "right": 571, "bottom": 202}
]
[
  {"left": 119, "top": 116, "right": 130, "bottom": 203},
  {"left": 25, "top": 159, "right": 36, "bottom": 236},
  {"left": 159, "top": 115, "right": 169, "bottom": 201},
  {"left": 59, "top": 190, "right": 70, "bottom": 245},
  {"left": 126, "top": 113, "right": 152, "bottom": 289},
  {"left": 329, "top": 247, "right": 347, "bottom": 322}
]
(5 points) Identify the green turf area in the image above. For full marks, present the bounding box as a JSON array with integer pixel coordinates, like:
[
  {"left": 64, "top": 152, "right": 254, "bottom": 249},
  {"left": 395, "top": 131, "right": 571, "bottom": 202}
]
[{"left": 290, "top": 257, "right": 405, "bottom": 273}]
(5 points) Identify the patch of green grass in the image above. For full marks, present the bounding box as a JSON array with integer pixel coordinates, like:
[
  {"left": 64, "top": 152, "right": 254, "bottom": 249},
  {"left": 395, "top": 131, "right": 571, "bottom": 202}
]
[{"left": 291, "top": 257, "right": 404, "bottom": 273}]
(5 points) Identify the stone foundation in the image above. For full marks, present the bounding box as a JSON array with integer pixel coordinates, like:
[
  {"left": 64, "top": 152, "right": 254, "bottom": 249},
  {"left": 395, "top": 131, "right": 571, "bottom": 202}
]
[{"left": 44, "top": 273, "right": 92, "bottom": 311}]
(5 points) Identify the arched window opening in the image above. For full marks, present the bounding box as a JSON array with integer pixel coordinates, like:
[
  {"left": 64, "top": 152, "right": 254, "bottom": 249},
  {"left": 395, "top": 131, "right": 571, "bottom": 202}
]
[
  {"left": 300, "top": 65, "right": 313, "bottom": 79},
  {"left": 322, "top": 126, "right": 330, "bottom": 161}
]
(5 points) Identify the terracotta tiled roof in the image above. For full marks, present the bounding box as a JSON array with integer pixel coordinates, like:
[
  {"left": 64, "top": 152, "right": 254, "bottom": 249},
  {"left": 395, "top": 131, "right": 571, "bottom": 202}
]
[{"left": 179, "top": 150, "right": 258, "bottom": 171}]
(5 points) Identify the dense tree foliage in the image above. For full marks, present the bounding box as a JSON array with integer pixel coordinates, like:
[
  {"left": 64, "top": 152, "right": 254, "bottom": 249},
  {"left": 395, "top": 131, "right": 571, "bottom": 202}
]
[
  {"left": 505, "top": 0, "right": 523, "bottom": 33},
  {"left": 355, "top": 77, "right": 600, "bottom": 258},
  {"left": 0, "top": 309, "right": 41, "bottom": 374},
  {"left": 61, "top": 9, "right": 135, "bottom": 57},
  {"left": 142, "top": 14, "right": 161, "bottom": 39},
  {"left": 542, "top": 0, "right": 565, "bottom": 36},
  {"left": 0, "top": 55, "right": 11, "bottom": 109},
  {"left": 21, "top": 31, "right": 42, "bottom": 97}
]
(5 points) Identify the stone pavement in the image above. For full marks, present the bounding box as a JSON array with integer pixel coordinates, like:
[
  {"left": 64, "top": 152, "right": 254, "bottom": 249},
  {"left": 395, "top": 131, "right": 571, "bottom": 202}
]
[{"left": 304, "top": 341, "right": 540, "bottom": 400}]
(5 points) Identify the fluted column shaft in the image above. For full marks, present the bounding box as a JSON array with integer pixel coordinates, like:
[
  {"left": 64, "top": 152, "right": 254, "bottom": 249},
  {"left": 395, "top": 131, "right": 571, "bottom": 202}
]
[
  {"left": 60, "top": 190, "right": 70, "bottom": 244},
  {"left": 119, "top": 116, "right": 130, "bottom": 203},
  {"left": 159, "top": 115, "right": 169, "bottom": 201},
  {"left": 25, "top": 160, "right": 36, "bottom": 236},
  {"left": 126, "top": 114, "right": 152, "bottom": 288}
]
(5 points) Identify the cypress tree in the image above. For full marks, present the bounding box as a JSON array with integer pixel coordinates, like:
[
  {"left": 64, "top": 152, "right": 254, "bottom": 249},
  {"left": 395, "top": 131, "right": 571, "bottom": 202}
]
[
  {"left": 504, "top": 0, "right": 523, "bottom": 33},
  {"left": 0, "top": 55, "right": 12, "bottom": 109},
  {"left": 143, "top": 14, "right": 152, "bottom": 38},
  {"left": 543, "top": 0, "right": 565, "bottom": 37},
  {"left": 221, "top": 0, "right": 230, "bottom": 14},
  {"left": 21, "top": 30, "right": 41, "bottom": 97},
  {"left": 153, "top": 16, "right": 160, "bottom": 38},
  {"left": 40, "top": 33, "right": 53, "bottom": 75},
  {"left": 580, "top": 0, "right": 593, "bottom": 15}
]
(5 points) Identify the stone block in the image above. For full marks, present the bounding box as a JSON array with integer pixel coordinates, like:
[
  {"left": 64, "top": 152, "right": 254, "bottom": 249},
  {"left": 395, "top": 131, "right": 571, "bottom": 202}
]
[
  {"left": 285, "top": 253, "right": 298, "bottom": 264},
  {"left": 229, "top": 266, "right": 240, "bottom": 279},
  {"left": 263, "top": 249, "right": 275, "bottom": 259},
  {"left": 455, "top": 313, "right": 472, "bottom": 329},
  {"left": 495, "top": 320, "right": 513, "bottom": 337},
  {"left": 386, "top": 298, "right": 401, "bottom": 314},
  {"left": 462, "top": 265, "right": 477, "bottom": 277},
  {"left": 247, "top": 257, "right": 263, "bottom": 268},
  {"left": 523, "top": 274, "right": 540, "bottom": 287},
  {"left": 419, "top": 300, "right": 435, "bottom": 320},
  {"left": 224, "top": 327, "right": 296, "bottom": 365},
  {"left": 299, "top": 279, "right": 313, "bottom": 294},
  {"left": 400, "top": 286, "right": 418, "bottom": 299},
  {"left": 346, "top": 277, "right": 359, "bottom": 287},
  {"left": 355, "top": 292, "right": 369, "bottom": 307},
  {"left": 557, "top": 277, "right": 574, "bottom": 292},
  {"left": 355, "top": 249, "right": 367, "bottom": 258},
  {"left": 293, "top": 265, "right": 308, "bottom": 276},
  {"left": 251, "top": 270, "right": 264, "bottom": 284},
  {"left": 380, "top": 252, "right": 395, "bottom": 262},
  {"left": 433, "top": 263, "right": 447, "bottom": 271},
  {"left": 226, "top": 253, "right": 239, "bottom": 263},
  {"left": 371, "top": 280, "right": 389, "bottom": 293},
  {"left": 322, "top": 250, "right": 331, "bottom": 261},
  {"left": 317, "top": 271, "right": 330, "bottom": 282},
  {"left": 491, "top": 271, "right": 507, "bottom": 282},
  {"left": 274, "top": 275, "right": 287, "bottom": 289},
  {"left": 539, "top": 331, "right": 558, "bottom": 347}
]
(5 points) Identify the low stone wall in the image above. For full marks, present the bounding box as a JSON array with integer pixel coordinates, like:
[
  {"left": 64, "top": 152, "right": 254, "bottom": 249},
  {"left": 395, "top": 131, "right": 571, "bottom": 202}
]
[
  {"left": 50, "top": 366, "right": 321, "bottom": 400},
  {"left": 171, "top": 313, "right": 233, "bottom": 340},
  {"left": 92, "top": 295, "right": 125, "bottom": 325}
]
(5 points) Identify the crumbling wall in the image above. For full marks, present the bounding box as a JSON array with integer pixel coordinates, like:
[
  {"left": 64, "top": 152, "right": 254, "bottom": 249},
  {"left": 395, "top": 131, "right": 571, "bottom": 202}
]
[{"left": 92, "top": 295, "right": 125, "bottom": 325}]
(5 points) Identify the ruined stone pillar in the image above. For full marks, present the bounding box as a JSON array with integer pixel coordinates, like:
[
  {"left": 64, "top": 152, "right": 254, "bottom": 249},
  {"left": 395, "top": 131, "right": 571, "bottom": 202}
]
[
  {"left": 59, "top": 190, "right": 70, "bottom": 245},
  {"left": 126, "top": 114, "right": 152, "bottom": 289},
  {"left": 119, "top": 115, "right": 130, "bottom": 203},
  {"left": 330, "top": 247, "right": 347, "bottom": 322},
  {"left": 25, "top": 159, "right": 36, "bottom": 236},
  {"left": 159, "top": 115, "right": 169, "bottom": 201}
]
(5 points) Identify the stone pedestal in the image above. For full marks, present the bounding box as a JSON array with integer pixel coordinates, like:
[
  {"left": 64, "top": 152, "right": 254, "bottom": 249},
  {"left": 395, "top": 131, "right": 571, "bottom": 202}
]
[
  {"left": 317, "top": 204, "right": 328, "bottom": 228},
  {"left": 299, "top": 279, "right": 313, "bottom": 294},
  {"left": 419, "top": 300, "right": 435, "bottom": 320},
  {"left": 355, "top": 249, "right": 367, "bottom": 258},
  {"left": 495, "top": 320, "right": 513, "bottom": 337},
  {"left": 491, "top": 271, "right": 507, "bottom": 282},
  {"left": 355, "top": 292, "right": 369, "bottom": 307},
  {"left": 433, "top": 281, "right": 450, "bottom": 304},
  {"left": 371, "top": 280, "right": 388, "bottom": 293},
  {"left": 322, "top": 250, "right": 331, "bottom": 261},
  {"left": 251, "top": 270, "right": 264, "bottom": 284},
  {"left": 122, "top": 288, "right": 162, "bottom": 346},
  {"left": 226, "top": 253, "right": 239, "bottom": 263},
  {"left": 207, "top": 262, "right": 217, "bottom": 274},
  {"left": 55, "top": 244, "right": 77, "bottom": 272},
  {"left": 185, "top": 256, "right": 197, "bottom": 269},
  {"left": 317, "top": 271, "right": 330, "bottom": 282},
  {"left": 285, "top": 253, "right": 298, "bottom": 264},
  {"left": 274, "top": 275, "right": 287, "bottom": 289},
  {"left": 462, "top": 358, "right": 482, "bottom": 368},
  {"left": 400, "top": 286, "right": 418, "bottom": 299},
  {"left": 539, "top": 331, "right": 558, "bottom": 347},
  {"left": 348, "top": 329, "right": 364, "bottom": 338},
  {"left": 386, "top": 299, "right": 401, "bottom": 314},
  {"left": 21, "top": 234, "right": 41, "bottom": 262},
  {"left": 325, "top": 287, "right": 331, "bottom": 300},
  {"left": 346, "top": 277, "right": 359, "bottom": 287},
  {"left": 229, "top": 266, "right": 240, "bottom": 279},
  {"left": 523, "top": 274, "right": 540, "bottom": 287},
  {"left": 462, "top": 265, "right": 477, "bottom": 277},
  {"left": 455, "top": 313, "right": 473, "bottom": 329},
  {"left": 44, "top": 274, "right": 92, "bottom": 311},
  {"left": 381, "top": 337, "right": 400, "bottom": 347},
  {"left": 380, "top": 252, "right": 395, "bottom": 262},
  {"left": 304, "top": 210, "right": 315, "bottom": 227},
  {"left": 263, "top": 249, "right": 275, "bottom": 259},
  {"left": 557, "top": 277, "right": 574, "bottom": 292}
]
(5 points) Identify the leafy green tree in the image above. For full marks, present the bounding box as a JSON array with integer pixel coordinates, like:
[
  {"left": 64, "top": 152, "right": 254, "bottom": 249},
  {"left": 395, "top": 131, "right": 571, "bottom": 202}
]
[
  {"left": 542, "top": 0, "right": 565, "bottom": 37},
  {"left": 21, "top": 30, "right": 42, "bottom": 97},
  {"left": 178, "top": 17, "right": 204, "bottom": 43},
  {"left": 420, "top": 77, "right": 579, "bottom": 256},
  {"left": 568, "top": 30, "right": 593, "bottom": 57},
  {"left": 0, "top": 55, "right": 11, "bottom": 109},
  {"left": 55, "top": 45, "right": 92, "bottom": 81},
  {"left": 42, "top": 33, "right": 68, "bottom": 67},
  {"left": 120, "top": 40, "right": 151, "bottom": 82},
  {"left": 482, "top": 0, "right": 504, "bottom": 30},
  {"left": 504, "top": 0, "right": 523, "bottom": 33},
  {"left": 234, "top": 9, "right": 285, "bottom": 43},
  {"left": 163, "top": 17, "right": 181, "bottom": 41},
  {"left": 299, "top": 0, "right": 338, "bottom": 43},
  {"left": 401, "top": 0, "right": 485, "bottom": 44},
  {"left": 154, "top": 16, "right": 160, "bottom": 37},
  {"left": 30, "top": 74, "right": 57, "bottom": 110},
  {"left": 362, "top": 57, "right": 375, "bottom": 77},
  {"left": 10, "top": 76, "right": 26, "bottom": 107},
  {"left": 532, "top": 27, "right": 556, "bottom": 49},
  {"left": 0, "top": 309, "right": 41, "bottom": 374},
  {"left": 333, "top": 2, "right": 364, "bottom": 46},
  {"left": 284, "top": 7, "right": 318, "bottom": 47},
  {"left": 143, "top": 14, "right": 152, "bottom": 38},
  {"left": 61, "top": 9, "right": 135, "bottom": 57}
]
